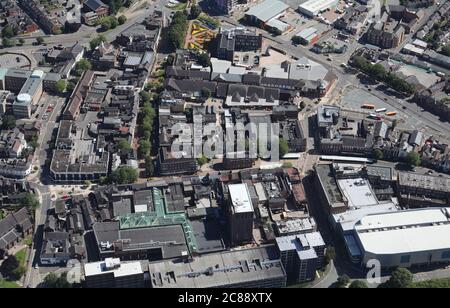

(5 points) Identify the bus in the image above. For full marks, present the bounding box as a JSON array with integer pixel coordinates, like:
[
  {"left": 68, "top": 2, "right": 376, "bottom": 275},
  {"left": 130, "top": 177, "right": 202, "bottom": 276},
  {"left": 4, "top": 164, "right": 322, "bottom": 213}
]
[
  {"left": 385, "top": 111, "right": 397, "bottom": 116},
  {"left": 361, "top": 104, "right": 375, "bottom": 109},
  {"left": 368, "top": 113, "right": 381, "bottom": 120},
  {"left": 375, "top": 108, "right": 387, "bottom": 113}
]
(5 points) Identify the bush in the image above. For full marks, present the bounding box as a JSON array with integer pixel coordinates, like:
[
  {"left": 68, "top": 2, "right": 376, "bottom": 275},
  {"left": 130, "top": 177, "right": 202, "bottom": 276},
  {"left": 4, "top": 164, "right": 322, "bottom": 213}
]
[
  {"left": 279, "top": 138, "right": 289, "bottom": 158},
  {"left": 349, "top": 280, "right": 369, "bottom": 288},
  {"left": 335, "top": 275, "right": 351, "bottom": 288},
  {"left": 118, "top": 15, "right": 127, "bottom": 25},
  {"left": 55, "top": 80, "right": 66, "bottom": 94},
  {"left": 385, "top": 268, "right": 413, "bottom": 288},
  {"left": 90, "top": 34, "right": 107, "bottom": 50}
]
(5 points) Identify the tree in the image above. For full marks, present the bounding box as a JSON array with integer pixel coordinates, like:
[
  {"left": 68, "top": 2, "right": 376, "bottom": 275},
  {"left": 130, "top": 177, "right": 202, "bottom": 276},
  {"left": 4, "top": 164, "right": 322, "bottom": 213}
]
[
  {"left": 197, "top": 52, "right": 211, "bottom": 67},
  {"left": 144, "top": 155, "right": 154, "bottom": 177},
  {"left": 197, "top": 155, "right": 209, "bottom": 167},
  {"left": 138, "top": 139, "right": 151, "bottom": 158},
  {"left": 109, "top": 166, "right": 138, "bottom": 184},
  {"left": 43, "top": 272, "right": 71, "bottom": 288},
  {"left": 0, "top": 255, "right": 19, "bottom": 279},
  {"left": 335, "top": 275, "right": 351, "bottom": 288},
  {"left": 441, "top": 44, "right": 450, "bottom": 57},
  {"left": 324, "top": 246, "right": 336, "bottom": 266},
  {"left": 349, "top": 280, "right": 369, "bottom": 288},
  {"left": 55, "top": 80, "right": 66, "bottom": 94},
  {"left": 66, "top": 81, "right": 76, "bottom": 94},
  {"left": 201, "top": 87, "right": 211, "bottom": 99},
  {"left": 406, "top": 151, "right": 421, "bottom": 167},
  {"left": 36, "top": 37, "right": 44, "bottom": 45},
  {"left": 167, "top": 11, "right": 188, "bottom": 50},
  {"left": 373, "top": 148, "right": 383, "bottom": 160},
  {"left": 279, "top": 138, "right": 289, "bottom": 158},
  {"left": 2, "top": 38, "right": 14, "bottom": 47},
  {"left": 140, "top": 91, "right": 152, "bottom": 104},
  {"left": 386, "top": 268, "right": 413, "bottom": 288},
  {"left": 18, "top": 38, "right": 25, "bottom": 45},
  {"left": 75, "top": 59, "right": 92, "bottom": 75},
  {"left": 118, "top": 15, "right": 127, "bottom": 25},
  {"left": 1, "top": 25, "right": 14, "bottom": 38},
  {"left": 90, "top": 34, "right": 107, "bottom": 50},
  {"left": 190, "top": 5, "right": 202, "bottom": 19},
  {"left": 21, "top": 193, "right": 39, "bottom": 210},
  {"left": 2, "top": 115, "right": 16, "bottom": 130},
  {"left": 118, "top": 139, "right": 131, "bottom": 151}
]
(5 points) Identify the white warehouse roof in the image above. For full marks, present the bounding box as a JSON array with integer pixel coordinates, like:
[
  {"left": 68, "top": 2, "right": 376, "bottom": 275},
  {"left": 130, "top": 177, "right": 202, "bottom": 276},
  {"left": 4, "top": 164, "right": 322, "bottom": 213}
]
[
  {"left": 356, "top": 208, "right": 450, "bottom": 255},
  {"left": 246, "top": 0, "right": 290, "bottom": 23},
  {"left": 299, "top": 0, "right": 339, "bottom": 16}
]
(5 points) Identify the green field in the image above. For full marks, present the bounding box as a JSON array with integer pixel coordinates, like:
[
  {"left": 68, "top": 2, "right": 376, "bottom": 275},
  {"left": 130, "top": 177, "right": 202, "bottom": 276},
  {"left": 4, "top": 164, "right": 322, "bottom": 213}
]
[
  {"left": 15, "top": 248, "right": 27, "bottom": 268},
  {"left": 0, "top": 279, "right": 20, "bottom": 288}
]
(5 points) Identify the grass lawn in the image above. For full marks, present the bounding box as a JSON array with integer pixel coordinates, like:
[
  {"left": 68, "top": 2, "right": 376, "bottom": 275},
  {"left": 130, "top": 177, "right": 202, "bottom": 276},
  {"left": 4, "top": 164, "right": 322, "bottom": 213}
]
[
  {"left": 0, "top": 279, "right": 20, "bottom": 288},
  {"left": 15, "top": 248, "right": 27, "bottom": 268}
]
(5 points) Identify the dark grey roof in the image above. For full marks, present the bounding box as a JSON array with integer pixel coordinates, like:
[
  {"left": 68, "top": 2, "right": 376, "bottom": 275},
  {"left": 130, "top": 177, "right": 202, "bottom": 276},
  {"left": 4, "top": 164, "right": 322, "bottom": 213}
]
[{"left": 84, "top": 0, "right": 107, "bottom": 11}]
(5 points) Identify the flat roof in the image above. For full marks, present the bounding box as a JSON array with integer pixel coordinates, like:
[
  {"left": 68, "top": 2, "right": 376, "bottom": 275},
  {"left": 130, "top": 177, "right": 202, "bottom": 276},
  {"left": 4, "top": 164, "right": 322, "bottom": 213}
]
[
  {"left": 337, "top": 178, "right": 378, "bottom": 208},
  {"left": 84, "top": 258, "right": 143, "bottom": 278},
  {"left": 148, "top": 245, "right": 286, "bottom": 288},
  {"left": 299, "top": 0, "right": 339, "bottom": 14},
  {"left": 246, "top": 0, "right": 290, "bottom": 23},
  {"left": 228, "top": 183, "right": 254, "bottom": 214},
  {"left": 398, "top": 172, "right": 450, "bottom": 193},
  {"left": 356, "top": 208, "right": 450, "bottom": 255}
]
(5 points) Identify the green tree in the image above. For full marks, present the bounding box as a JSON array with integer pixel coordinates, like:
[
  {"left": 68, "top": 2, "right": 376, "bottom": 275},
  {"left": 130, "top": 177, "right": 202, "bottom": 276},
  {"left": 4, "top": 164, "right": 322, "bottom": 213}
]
[
  {"left": 335, "top": 275, "right": 351, "bottom": 288},
  {"left": 349, "top": 280, "right": 369, "bottom": 288},
  {"left": 0, "top": 255, "right": 19, "bottom": 279},
  {"left": 36, "top": 37, "right": 44, "bottom": 45},
  {"left": 324, "top": 246, "right": 336, "bottom": 266},
  {"left": 55, "top": 79, "right": 66, "bottom": 94},
  {"left": 406, "top": 151, "right": 421, "bottom": 167},
  {"left": 167, "top": 11, "right": 188, "bottom": 50},
  {"left": 190, "top": 5, "right": 202, "bottom": 19},
  {"left": 386, "top": 268, "right": 413, "bottom": 288},
  {"left": 279, "top": 138, "right": 289, "bottom": 158},
  {"left": 197, "top": 155, "right": 209, "bottom": 167},
  {"left": 2, "top": 115, "right": 16, "bottom": 130},
  {"left": 21, "top": 193, "right": 40, "bottom": 210},
  {"left": 109, "top": 166, "right": 138, "bottom": 184},
  {"left": 118, "top": 139, "right": 131, "bottom": 151},
  {"left": 138, "top": 139, "right": 151, "bottom": 158},
  {"left": 201, "top": 87, "right": 211, "bottom": 98},
  {"left": 66, "top": 81, "right": 76, "bottom": 94},
  {"left": 197, "top": 52, "right": 211, "bottom": 67},
  {"left": 373, "top": 148, "right": 383, "bottom": 160},
  {"left": 1, "top": 25, "right": 14, "bottom": 38},
  {"left": 118, "top": 15, "right": 127, "bottom": 25},
  {"left": 18, "top": 38, "right": 25, "bottom": 45},
  {"left": 43, "top": 272, "right": 71, "bottom": 288},
  {"left": 90, "top": 34, "right": 107, "bottom": 50},
  {"left": 2, "top": 38, "right": 14, "bottom": 47},
  {"left": 140, "top": 91, "right": 152, "bottom": 103},
  {"left": 441, "top": 44, "right": 450, "bottom": 57},
  {"left": 144, "top": 155, "right": 154, "bottom": 177},
  {"left": 75, "top": 59, "right": 92, "bottom": 75}
]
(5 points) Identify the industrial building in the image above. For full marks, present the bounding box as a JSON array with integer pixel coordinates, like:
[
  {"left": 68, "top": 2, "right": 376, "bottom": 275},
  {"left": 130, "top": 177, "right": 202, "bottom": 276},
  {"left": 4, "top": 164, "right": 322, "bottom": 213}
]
[
  {"left": 294, "top": 27, "right": 320, "bottom": 45},
  {"left": 83, "top": 258, "right": 144, "bottom": 288},
  {"left": 276, "top": 232, "right": 325, "bottom": 283},
  {"left": 148, "top": 246, "right": 287, "bottom": 288},
  {"left": 353, "top": 208, "right": 450, "bottom": 268},
  {"left": 245, "top": 0, "right": 290, "bottom": 26},
  {"left": 299, "top": 0, "right": 340, "bottom": 17}
]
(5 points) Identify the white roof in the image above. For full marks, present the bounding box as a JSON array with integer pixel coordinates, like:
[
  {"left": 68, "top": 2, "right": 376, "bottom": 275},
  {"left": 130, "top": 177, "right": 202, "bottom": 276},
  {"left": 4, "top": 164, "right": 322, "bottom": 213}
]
[
  {"left": 84, "top": 258, "right": 143, "bottom": 278},
  {"left": 228, "top": 183, "right": 254, "bottom": 213},
  {"left": 403, "top": 43, "right": 424, "bottom": 55},
  {"left": 134, "top": 203, "right": 148, "bottom": 213},
  {"left": 412, "top": 39, "right": 428, "bottom": 48},
  {"left": 299, "top": 0, "right": 339, "bottom": 14},
  {"left": 356, "top": 208, "right": 450, "bottom": 255},
  {"left": 246, "top": 0, "right": 290, "bottom": 23},
  {"left": 337, "top": 178, "right": 378, "bottom": 208}
]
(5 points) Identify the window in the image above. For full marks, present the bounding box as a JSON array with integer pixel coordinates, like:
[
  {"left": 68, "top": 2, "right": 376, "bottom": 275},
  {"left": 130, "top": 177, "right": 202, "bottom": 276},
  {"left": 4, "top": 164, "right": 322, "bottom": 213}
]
[
  {"left": 400, "top": 255, "right": 411, "bottom": 264},
  {"left": 441, "top": 251, "right": 450, "bottom": 259}
]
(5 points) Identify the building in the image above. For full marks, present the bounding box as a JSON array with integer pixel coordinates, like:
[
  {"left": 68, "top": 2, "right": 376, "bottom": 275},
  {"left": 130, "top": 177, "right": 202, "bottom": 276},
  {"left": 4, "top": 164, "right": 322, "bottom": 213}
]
[
  {"left": 84, "top": 258, "right": 144, "bottom": 288},
  {"left": 40, "top": 231, "right": 71, "bottom": 265},
  {"left": 0, "top": 207, "right": 33, "bottom": 256},
  {"left": 397, "top": 172, "right": 450, "bottom": 207},
  {"left": 82, "top": 0, "right": 109, "bottom": 26},
  {"left": 294, "top": 27, "right": 320, "bottom": 45},
  {"left": 299, "top": 0, "right": 339, "bottom": 17},
  {"left": 13, "top": 70, "right": 44, "bottom": 118},
  {"left": 227, "top": 183, "right": 255, "bottom": 245},
  {"left": 213, "top": 0, "right": 239, "bottom": 14},
  {"left": 148, "top": 246, "right": 287, "bottom": 288},
  {"left": 17, "top": 0, "right": 63, "bottom": 34},
  {"left": 354, "top": 208, "right": 450, "bottom": 268},
  {"left": 276, "top": 232, "right": 325, "bottom": 282},
  {"left": 245, "top": 0, "right": 289, "bottom": 26},
  {"left": 216, "top": 28, "right": 262, "bottom": 61}
]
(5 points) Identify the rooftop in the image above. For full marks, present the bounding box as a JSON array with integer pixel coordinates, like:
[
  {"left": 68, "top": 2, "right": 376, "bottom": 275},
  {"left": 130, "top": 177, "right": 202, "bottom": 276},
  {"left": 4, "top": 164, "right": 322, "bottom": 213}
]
[
  {"left": 84, "top": 258, "right": 143, "bottom": 278},
  {"left": 228, "top": 183, "right": 254, "bottom": 214},
  {"left": 245, "top": 0, "right": 290, "bottom": 23}
]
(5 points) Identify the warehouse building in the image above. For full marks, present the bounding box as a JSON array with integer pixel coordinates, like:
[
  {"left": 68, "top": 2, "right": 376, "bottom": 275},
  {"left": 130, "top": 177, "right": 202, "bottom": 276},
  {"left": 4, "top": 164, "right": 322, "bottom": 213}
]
[
  {"left": 299, "top": 0, "right": 340, "bottom": 17},
  {"left": 353, "top": 208, "right": 450, "bottom": 269},
  {"left": 294, "top": 27, "right": 320, "bottom": 45},
  {"left": 245, "top": 0, "right": 290, "bottom": 26}
]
